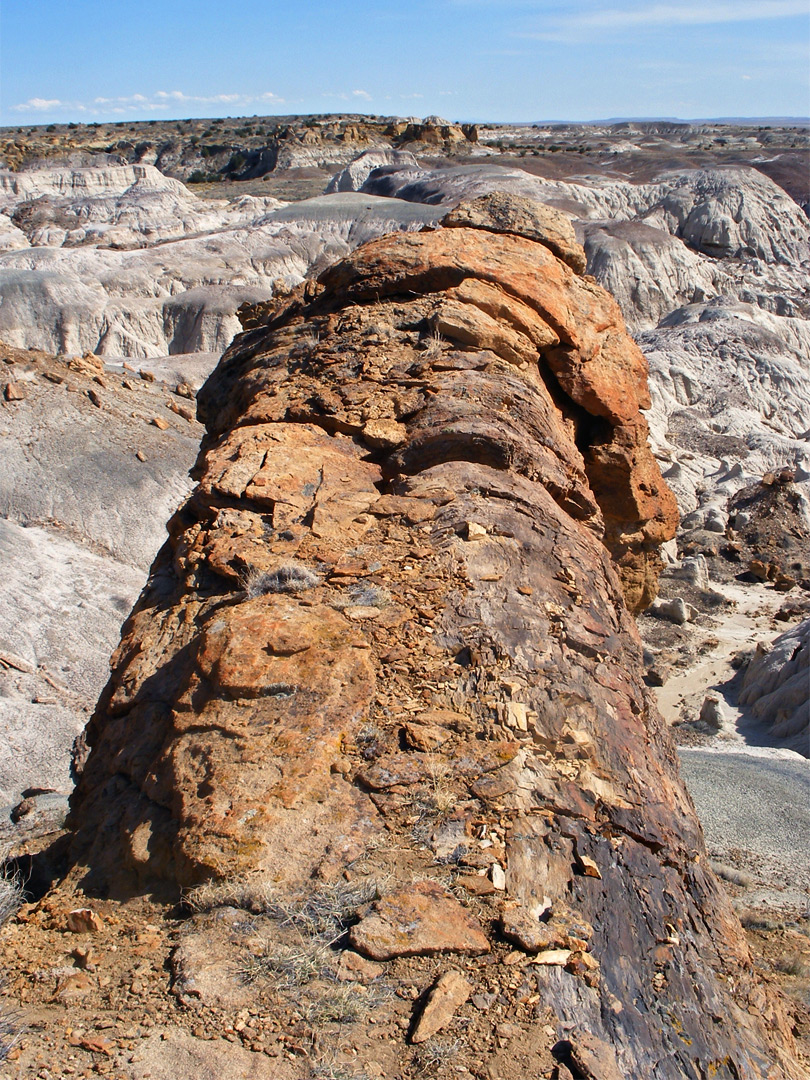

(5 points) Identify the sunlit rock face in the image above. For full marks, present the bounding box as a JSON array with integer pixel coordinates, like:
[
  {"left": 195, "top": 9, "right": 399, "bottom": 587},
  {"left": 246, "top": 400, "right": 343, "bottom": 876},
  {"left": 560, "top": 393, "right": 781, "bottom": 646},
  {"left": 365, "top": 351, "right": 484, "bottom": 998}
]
[{"left": 66, "top": 197, "right": 802, "bottom": 1078}]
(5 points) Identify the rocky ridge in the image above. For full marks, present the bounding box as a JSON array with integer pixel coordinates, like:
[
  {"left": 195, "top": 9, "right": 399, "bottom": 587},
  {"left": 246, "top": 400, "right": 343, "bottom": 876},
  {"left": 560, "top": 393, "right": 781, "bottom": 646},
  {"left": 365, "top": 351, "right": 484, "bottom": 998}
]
[{"left": 38, "top": 196, "right": 803, "bottom": 1078}]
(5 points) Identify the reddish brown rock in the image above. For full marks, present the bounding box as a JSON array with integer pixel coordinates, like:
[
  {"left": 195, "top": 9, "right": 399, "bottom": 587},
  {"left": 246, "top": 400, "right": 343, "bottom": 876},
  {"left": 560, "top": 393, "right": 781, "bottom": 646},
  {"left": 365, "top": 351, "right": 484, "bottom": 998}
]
[
  {"left": 410, "top": 968, "right": 472, "bottom": 1043},
  {"left": 62, "top": 198, "right": 802, "bottom": 1078},
  {"left": 3, "top": 381, "right": 24, "bottom": 401},
  {"left": 443, "top": 191, "right": 587, "bottom": 274},
  {"left": 349, "top": 881, "right": 490, "bottom": 960}
]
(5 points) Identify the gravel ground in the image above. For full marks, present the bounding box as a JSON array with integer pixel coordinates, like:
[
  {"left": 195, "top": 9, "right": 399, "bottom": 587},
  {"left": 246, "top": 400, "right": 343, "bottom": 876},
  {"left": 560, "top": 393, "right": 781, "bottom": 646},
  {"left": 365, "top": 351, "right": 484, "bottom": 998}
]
[{"left": 679, "top": 747, "right": 810, "bottom": 913}]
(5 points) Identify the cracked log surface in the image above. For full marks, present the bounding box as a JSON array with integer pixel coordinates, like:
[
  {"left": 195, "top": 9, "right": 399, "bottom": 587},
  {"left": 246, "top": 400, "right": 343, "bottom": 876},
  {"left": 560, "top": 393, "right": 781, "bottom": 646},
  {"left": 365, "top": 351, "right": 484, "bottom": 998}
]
[{"left": 65, "top": 195, "right": 801, "bottom": 1077}]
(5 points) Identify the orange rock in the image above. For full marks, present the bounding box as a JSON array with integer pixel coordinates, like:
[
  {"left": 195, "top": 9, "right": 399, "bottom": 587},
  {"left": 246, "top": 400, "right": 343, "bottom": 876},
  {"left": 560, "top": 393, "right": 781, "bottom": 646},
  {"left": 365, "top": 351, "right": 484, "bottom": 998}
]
[{"left": 349, "top": 881, "right": 490, "bottom": 960}]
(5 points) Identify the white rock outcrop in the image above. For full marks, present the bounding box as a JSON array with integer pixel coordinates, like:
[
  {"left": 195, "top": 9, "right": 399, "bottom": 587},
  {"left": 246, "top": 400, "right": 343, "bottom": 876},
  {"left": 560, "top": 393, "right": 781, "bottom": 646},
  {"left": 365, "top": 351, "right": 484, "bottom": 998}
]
[
  {"left": 740, "top": 620, "right": 809, "bottom": 756},
  {"left": 0, "top": 171, "right": 441, "bottom": 361}
]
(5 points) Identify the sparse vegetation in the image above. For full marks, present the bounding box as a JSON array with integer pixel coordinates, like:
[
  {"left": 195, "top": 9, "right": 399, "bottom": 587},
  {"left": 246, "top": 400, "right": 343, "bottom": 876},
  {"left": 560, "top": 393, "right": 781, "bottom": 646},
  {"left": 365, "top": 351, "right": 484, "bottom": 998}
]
[
  {"left": 310, "top": 1060, "right": 373, "bottom": 1080},
  {"left": 413, "top": 1038, "right": 463, "bottom": 1075},
  {"left": 738, "top": 909, "right": 786, "bottom": 932},
  {"left": 237, "top": 938, "right": 333, "bottom": 987},
  {"left": 242, "top": 561, "right": 321, "bottom": 597},
  {"left": 710, "top": 861, "right": 754, "bottom": 888},
  {"left": 187, "top": 875, "right": 379, "bottom": 941},
  {"left": 0, "top": 860, "right": 24, "bottom": 1062},
  {"left": 422, "top": 327, "right": 445, "bottom": 359},
  {"left": 773, "top": 953, "right": 810, "bottom": 978}
]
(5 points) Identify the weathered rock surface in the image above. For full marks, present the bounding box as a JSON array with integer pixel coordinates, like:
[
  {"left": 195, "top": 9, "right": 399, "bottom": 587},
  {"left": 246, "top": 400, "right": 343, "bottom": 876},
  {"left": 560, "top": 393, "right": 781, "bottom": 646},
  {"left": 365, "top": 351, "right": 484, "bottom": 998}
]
[
  {"left": 359, "top": 161, "right": 810, "bottom": 265},
  {"left": 350, "top": 881, "right": 489, "bottom": 960},
  {"left": 61, "top": 197, "right": 802, "bottom": 1077},
  {"left": 325, "top": 148, "right": 421, "bottom": 194},
  {"left": 410, "top": 968, "right": 472, "bottom": 1043},
  {"left": 0, "top": 341, "right": 205, "bottom": 810},
  {"left": 443, "top": 191, "right": 586, "bottom": 273},
  {"left": 740, "top": 619, "right": 809, "bottom": 756}
]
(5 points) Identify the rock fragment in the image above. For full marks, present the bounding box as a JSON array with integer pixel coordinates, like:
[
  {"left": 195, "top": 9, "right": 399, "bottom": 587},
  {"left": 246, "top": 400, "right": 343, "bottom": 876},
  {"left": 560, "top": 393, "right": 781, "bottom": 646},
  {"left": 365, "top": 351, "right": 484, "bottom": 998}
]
[
  {"left": 410, "top": 969, "right": 472, "bottom": 1044},
  {"left": 66, "top": 908, "right": 103, "bottom": 933},
  {"left": 443, "top": 191, "right": 587, "bottom": 274},
  {"left": 349, "top": 881, "right": 490, "bottom": 960},
  {"left": 3, "top": 381, "right": 24, "bottom": 401}
]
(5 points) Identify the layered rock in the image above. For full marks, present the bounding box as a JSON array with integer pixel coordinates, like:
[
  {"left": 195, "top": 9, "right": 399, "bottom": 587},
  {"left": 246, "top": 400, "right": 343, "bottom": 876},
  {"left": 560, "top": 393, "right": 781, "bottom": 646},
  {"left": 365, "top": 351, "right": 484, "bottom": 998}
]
[
  {"left": 64, "top": 197, "right": 802, "bottom": 1077},
  {"left": 740, "top": 619, "right": 809, "bottom": 757}
]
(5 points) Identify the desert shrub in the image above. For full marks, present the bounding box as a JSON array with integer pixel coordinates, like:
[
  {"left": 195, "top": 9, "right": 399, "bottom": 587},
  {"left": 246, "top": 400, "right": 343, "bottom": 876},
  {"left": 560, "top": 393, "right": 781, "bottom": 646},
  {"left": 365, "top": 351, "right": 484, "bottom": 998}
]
[
  {"left": 773, "top": 953, "right": 810, "bottom": 978},
  {"left": 227, "top": 151, "right": 246, "bottom": 174},
  {"left": 710, "top": 861, "right": 754, "bottom": 888},
  {"left": 187, "top": 875, "right": 378, "bottom": 941},
  {"left": 413, "top": 1038, "right": 462, "bottom": 1075},
  {"left": 421, "top": 327, "right": 445, "bottom": 359},
  {"left": 738, "top": 910, "right": 786, "bottom": 932}
]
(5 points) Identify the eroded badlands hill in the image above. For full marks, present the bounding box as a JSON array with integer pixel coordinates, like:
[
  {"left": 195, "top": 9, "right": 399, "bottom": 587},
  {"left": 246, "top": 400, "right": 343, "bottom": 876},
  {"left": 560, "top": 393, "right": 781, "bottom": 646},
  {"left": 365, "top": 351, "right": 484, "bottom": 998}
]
[{"left": 43, "top": 196, "right": 805, "bottom": 1079}]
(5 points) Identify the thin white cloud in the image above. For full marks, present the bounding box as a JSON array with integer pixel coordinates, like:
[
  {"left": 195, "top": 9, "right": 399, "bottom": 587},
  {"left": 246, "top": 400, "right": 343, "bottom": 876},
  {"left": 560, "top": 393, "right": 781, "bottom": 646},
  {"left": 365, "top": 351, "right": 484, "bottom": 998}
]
[
  {"left": 352, "top": 89, "right": 372, "bottom": 100},
  {"left": 11, "top": 97, "right": 64, "bottom": 112},
  {"left": 569, "top": 1, "right": 808, "bottom": 29},
  {"left": 519, "top": 0, "right": 809, "bottom": 39},
  {"left": 11, "top": 89, "right": 286, "bottom": 116}
]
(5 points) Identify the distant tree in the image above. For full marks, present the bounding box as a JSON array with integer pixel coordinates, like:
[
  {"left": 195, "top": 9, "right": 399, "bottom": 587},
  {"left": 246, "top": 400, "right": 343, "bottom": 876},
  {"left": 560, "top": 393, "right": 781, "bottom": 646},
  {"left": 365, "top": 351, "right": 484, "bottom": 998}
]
[{"left": 227, "top": 151, "right": 246, "bottom": 174}]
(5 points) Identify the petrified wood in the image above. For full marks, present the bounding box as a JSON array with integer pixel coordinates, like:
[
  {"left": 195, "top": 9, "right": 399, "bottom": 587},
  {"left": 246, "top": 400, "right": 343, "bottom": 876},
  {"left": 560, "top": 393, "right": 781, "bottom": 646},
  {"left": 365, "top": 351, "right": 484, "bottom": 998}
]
[{"left": 66, "top": 196, "right": 801, "bottom": 1077}]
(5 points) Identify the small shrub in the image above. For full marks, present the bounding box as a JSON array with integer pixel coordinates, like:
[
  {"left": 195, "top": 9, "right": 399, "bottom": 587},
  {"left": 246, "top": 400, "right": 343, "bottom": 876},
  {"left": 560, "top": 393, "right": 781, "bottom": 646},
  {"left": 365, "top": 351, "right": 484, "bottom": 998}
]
[
  {"left": 305, "top": 983, "right": 368, "bottom": 1023},
  {"left": 710, "top": 861, "right": 754, "bottom": 888},
  {"left": 0, "top": 875, "right": 22, "bottom": 927},
  {"left": 773, "top": 953, "right": 810, "bottom": 978},
  {"left": 187, "top": 875, "right": 378, "bottom": 943},
  {"left": 739, "top": 910, "right": 786, "bottom": 932},
  {"left": 238, "top": 939, "right": 333, "bottom": 988},
  {"left": 422, "top": 328, "right": 445, "bottom": 359},
  {"left": 0, "top": 863, "right": 24, "bottom": 1062},
  {"left": 227, "top": 151, "right": 246, "bottom": 174},
  {"left": 243, "top": 562, "right": 320, "bottom": 597},
  {"left": 413, "top": 1038, "right": 462, "bottom": 1075},
  {"left": 184, "top": 872, "right": 277, "bottom": 914},
  {"left": 269, "top": 878, "right": 379, "bottom": 944}
]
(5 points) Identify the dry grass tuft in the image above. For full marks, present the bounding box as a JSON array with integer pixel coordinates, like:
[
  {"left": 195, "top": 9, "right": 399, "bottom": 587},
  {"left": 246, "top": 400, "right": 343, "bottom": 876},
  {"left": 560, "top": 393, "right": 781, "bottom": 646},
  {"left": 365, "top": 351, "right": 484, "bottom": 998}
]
[
  {"left": 0, "top": 859, "right": 24, "bottom": 1062},
  {"left": 773, "top": 953, "right": 810, "bottom": 978},
  {"left": 237, "top": 939, "right": 334, "bottom": 988},
  {"left": 422, "top": 328, "right": 445, "bottom": 359},
  {"left": 187, "top": 875, "right": 379, "bottom": 943},
  {"left": 413, "top": 1037, "right": 463, "bottom": 1075},
  {"left": 710, "top": 861, "right": 754, "bottom": 888},
  {"left": 242, "top": 562, "right": 321, "bottom": 597},
  {"left": 184, "top": 872, "right": 277, "bottom": 914}
]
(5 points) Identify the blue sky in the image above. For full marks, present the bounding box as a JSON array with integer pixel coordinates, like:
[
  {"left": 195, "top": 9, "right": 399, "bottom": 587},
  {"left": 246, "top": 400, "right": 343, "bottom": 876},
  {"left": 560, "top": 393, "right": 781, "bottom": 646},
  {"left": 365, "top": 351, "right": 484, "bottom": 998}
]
[{"left": 1, "top": 0, "right": 808, "bottom": 126}]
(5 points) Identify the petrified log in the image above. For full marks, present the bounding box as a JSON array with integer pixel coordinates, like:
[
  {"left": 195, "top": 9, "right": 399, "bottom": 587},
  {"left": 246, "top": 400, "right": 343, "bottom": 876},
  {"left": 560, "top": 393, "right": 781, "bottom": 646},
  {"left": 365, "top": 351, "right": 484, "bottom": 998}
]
[{"left": 66, "top": 196, "right": 801, "bottom": 1076}]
